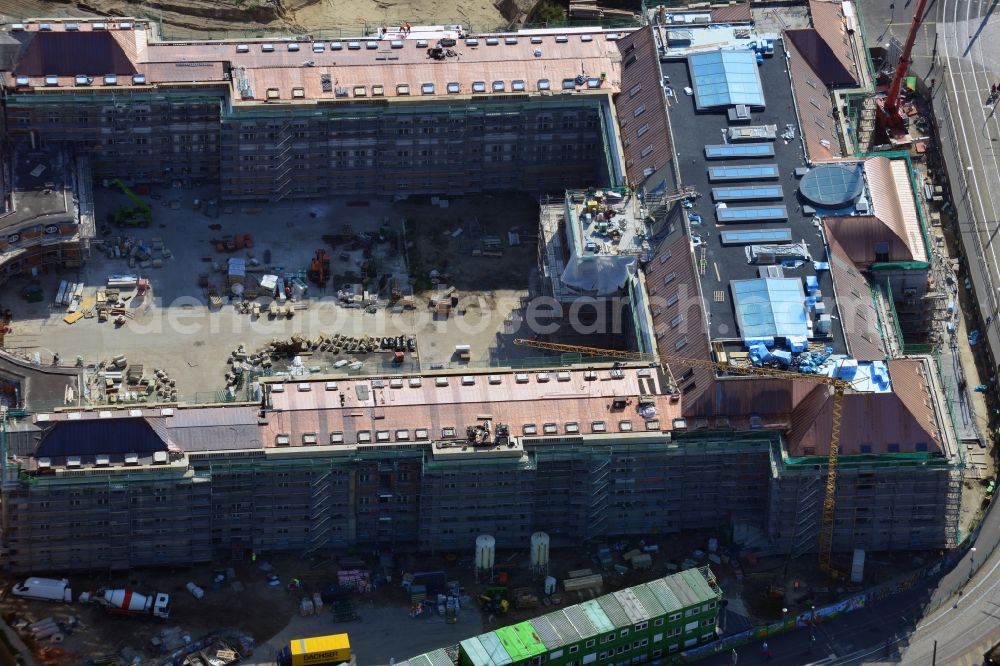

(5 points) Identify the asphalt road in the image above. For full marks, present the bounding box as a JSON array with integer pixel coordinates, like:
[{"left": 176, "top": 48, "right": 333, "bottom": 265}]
[{"left": 699, "top": 1, "right": 1000, "bottom": 663}]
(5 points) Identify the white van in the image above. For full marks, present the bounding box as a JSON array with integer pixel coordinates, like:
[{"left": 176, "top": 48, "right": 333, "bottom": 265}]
[{"left": 12, "top": 577, "right": 72, "bottom": 602}]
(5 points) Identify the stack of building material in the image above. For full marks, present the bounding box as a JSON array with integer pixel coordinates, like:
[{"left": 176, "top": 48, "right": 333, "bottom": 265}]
[
  {"left": 228, "top": 258, "right": 246, "bottom": 285},
  {"left": 563, "top": 574, "right": 603, "bottom": 592}
]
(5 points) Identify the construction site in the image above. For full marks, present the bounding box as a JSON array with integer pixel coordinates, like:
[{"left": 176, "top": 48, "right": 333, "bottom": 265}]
[{"left": 0, "top": 0, "right": 993, "bottom": 664}]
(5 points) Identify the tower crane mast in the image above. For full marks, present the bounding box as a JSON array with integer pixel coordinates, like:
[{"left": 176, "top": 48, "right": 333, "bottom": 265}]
[{"left": 513, "top": 338, "right": 851, "bottom": 576}]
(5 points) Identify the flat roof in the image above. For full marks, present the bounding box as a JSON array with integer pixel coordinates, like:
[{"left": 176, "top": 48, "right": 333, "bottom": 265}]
[
  {"left": 660, "top": 39, "right": 846, "bottom": 352},
  {"left": 1, "top": 145, "right": 76, "bottom": 233}
]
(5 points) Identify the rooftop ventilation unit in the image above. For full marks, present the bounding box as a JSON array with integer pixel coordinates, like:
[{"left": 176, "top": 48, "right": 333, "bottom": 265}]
[
  {"left": 152, "top": 451, "right": 168, "bottom": 464},
  {"left": 391, "top": 39, "right": 404, "bottom": 48},
  {"left": 15, "top": 76, "right": 29, "bottom": 86},
  {"left": 555, "top": 35, "right": 568, "bottom": 43},
  {"left": 486, "top": 37, "right": 499, "bottom": 45},
  {"left": 347, "top": 41, "right": 361, "bottom": 50},
  {"left": 531, "top": 36, "right": 543, "bottom": 44},
  {"left": 466, "top": 38, "right": 479, "bottom": 46},
  {"left": 95, "top": 454, "right": 110, "bottom": 467},
  {"left": 75, "top": 75, "right": 92, "bottom": 86},
  {"left": 261, "top": 43, "right": 274, "bottom": 52},
  {"left": 119, "top": 21, "right": 133, "bottom": 29},
  {"left": 39, "top": 23, "right": 52, "bottom": 31},
  {"left": 504, "top": 36, "right": 517, "bottom": 44},
  {"left": 133, "top": 74, "right": 146, "bottom": 84},
  {"left": 104, "top": 74, "right": 117, "bottom": 85},
  {"left": 37, "top": 457, "right": 51, "bottom": 469},
  {"left": 66, "top": 22, "right": 80, "bottom": 31},
  {"left": 236, "top": 44, "right": 250, "bottom": 53},
  {"left": 287, "top": 42, "right": 300, "bottom": 51},
  {"left": 124, "top": 453, "right": 139, "bottom": 465},
  {"left": 92, "top": 22, "right": 107, "bottom": 29},
  {"left": 66, "top": 456, "right": 81, "bottom": 468}
]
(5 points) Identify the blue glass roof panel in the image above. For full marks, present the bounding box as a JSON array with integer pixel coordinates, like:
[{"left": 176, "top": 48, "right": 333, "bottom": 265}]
[
  {"left": 712, "top": 185, "right": 784, "bottom": 201},
  {"left": 688, "top": 49, "right": 765, "bottom": 110},
  {"left": 707, "top": 164, "right": 780, "bottom": 181},
  {"left": 799, "top": 163, "right": 865, "bottom": 208},
  {"left": 731, "top": 278, "right": 809, "bottom": 343},
  {"left": 716, "top": 205, "right": 788, "bottom": 222},
  {"left": 719, "top": 228, "right": 793, "bottom": 245},
  {"left": 704, "top": 143, "right": 775, "bottom": 159}
]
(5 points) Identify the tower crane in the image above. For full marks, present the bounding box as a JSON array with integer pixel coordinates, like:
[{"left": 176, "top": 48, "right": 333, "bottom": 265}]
[
  {"left": 513, "top": 338, "right": 855, "bottom": 576},
  {"left": 876, "top": 0, "right": 930, "bottom": 130}
]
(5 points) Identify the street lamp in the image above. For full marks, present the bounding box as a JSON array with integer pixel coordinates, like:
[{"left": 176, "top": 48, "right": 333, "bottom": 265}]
[{"left": 810, "top": 605, "right": 817, "bottom": 650}]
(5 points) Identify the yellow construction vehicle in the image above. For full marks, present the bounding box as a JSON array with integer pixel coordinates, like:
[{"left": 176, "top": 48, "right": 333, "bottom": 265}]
[{"left": 513, "top": 338, "right": 854, "bottom": 577}]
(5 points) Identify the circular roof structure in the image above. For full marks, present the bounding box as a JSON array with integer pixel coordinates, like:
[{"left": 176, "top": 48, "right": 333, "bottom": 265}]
[{"left": 799, "top": 163, "right": 865, "bottom": 208}]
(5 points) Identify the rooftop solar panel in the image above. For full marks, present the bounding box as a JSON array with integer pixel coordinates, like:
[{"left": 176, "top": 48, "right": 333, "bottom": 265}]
[
  {"left": 704, "top": 143, "right": 775, "bottom": 159},
  {"left": 716, "top": 205, "right": 789, "bottom": 222},
  {"left": 712, "top": 185, "right": 784, "bottom": 201},
  {"left": 688, "top": 49, "right": 765, "bottom": 110},
  {"left": 720, "top": 228, "right": 794, "bottom": 245},
  {"left": 708, "top": 164, "right": 780, "bottom": 181}
]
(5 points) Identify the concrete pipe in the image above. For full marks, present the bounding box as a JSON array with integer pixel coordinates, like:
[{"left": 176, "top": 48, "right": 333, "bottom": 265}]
[
  {"left": 33, "top": 626, "right": 60, "bottom": 640},
  {"left": 48, "top": 633, "right": 64, "bottom": 644}
]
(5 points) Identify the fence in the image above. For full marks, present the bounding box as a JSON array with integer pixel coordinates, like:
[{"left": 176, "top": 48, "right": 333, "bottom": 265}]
[{"left": 680, "top": 499, "right": 995, "bottom": 663}]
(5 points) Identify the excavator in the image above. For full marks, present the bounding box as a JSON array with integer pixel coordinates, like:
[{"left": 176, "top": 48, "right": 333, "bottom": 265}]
[
  {"left": 513, "top": 338, "right": 859, "bottom": 578},
  {"left": 106, "top": 179, "right": 152, "bottom": 228}
]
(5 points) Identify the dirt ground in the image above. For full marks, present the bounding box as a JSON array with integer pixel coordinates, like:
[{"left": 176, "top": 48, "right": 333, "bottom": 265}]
[
  {"left": 0, "top": 530, "right": 755, "bottom": 665},
  {"left": 0, "top": 0, "right": 524, "bottom": 37},
  {"left": 1, "top": 189, "right": 543, "bottom": 407}
]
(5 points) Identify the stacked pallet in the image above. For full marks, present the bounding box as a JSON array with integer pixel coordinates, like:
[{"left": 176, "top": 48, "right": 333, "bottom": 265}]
[{"left": 568, "top": 0, "right": 637, "bottom": 21}]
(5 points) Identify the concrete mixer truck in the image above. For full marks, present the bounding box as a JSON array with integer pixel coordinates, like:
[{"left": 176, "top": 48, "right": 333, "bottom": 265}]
[{"left": 79, "top": 588, "right": 171, "bottom": 619}]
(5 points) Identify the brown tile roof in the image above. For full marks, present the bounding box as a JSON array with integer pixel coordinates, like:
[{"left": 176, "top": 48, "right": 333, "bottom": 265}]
[
  {"left": 6, "top": 23, "right": 627, "bottom": 102},
  {"left": 262, "top": 367, "right": 682, "bottom": 448},
  {"left": 823, "top": 158, "right": 925, "bottom": 266},
  {"left": 826, "top": 236, "right": 887, "bottom": 361},
  {"left": 785, "top": 29, "right": 855, "bottom": 87},
  {"left": 644, "top": 232, "right": 713, "bottom": 408},
  {"left": 785, "top": 37, "right": 843, "bottom": 162},
  {"left": 710, "top": 2, "right": 753, "bottom": 23},
  {"left": 808, "top": 0, "right": 858, "bottom": 85},
  {"left": 786, "top": 359, "right": 943, "bottom": 456},
  {"left": 615, "top": 27, "right": 673, "bottom": 188}
]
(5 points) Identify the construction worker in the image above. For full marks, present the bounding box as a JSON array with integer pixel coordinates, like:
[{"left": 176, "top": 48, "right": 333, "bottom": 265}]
[{"left": 251, "top": 550, "right": 257, "bottom": 563}]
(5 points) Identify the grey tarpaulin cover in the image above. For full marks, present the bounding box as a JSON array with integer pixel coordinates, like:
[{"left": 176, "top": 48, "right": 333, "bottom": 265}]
[{"left": 560, "top": 254, "right": 637, "bottom": 296}]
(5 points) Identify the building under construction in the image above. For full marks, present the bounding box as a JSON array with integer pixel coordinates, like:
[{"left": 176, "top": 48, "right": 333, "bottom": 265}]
[{"left": 0, "top": 4, "right": 968, "bottom": 575}]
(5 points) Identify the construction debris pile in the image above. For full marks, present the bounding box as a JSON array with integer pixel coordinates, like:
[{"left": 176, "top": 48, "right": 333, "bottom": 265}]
[
  {"left": 58, "top": 275, "right": 150, "bottom": 328},
  {"left": 98, "top": 235, "right": 173, "bottom": 269},
  {"left": 91, "top": 355, "right": 177, "bottom": 403},
  {"left": 221, "top": 333, "right": 417, "bottom": 394}
]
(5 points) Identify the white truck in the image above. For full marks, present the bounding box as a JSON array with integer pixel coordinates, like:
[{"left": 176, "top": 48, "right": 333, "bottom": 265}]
[
  {"left": 80, "top": 589, "right": 171, "bottom": 619},
  {"left": 11, "top": 577, "right": 72, "bottom": 602}
]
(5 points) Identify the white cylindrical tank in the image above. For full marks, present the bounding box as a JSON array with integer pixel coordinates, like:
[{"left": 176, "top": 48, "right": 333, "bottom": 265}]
[
  {"left": 544, "top": 576, "right": 557, "bottom": 595},
  {"left": 475, "top": 534, "right": 496, "bottom": 570},
  {"left": 104, "top": 589, "right": 150, "bottom": 612},
  {"left": 530, "top": 532, "right": 550, "bottom": 569}
]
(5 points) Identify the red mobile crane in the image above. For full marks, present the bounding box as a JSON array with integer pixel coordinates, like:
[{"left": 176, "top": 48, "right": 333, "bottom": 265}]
[{"left": 876, "top": 0, "right": 930, "bottom": 129}]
